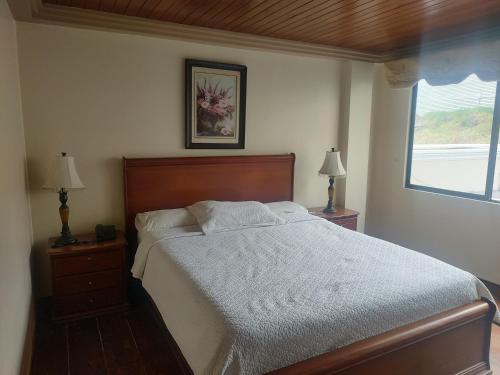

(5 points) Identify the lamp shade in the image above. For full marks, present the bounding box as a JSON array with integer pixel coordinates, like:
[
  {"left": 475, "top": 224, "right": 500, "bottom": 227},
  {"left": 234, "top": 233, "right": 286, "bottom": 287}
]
[
  {"left": 319, "top": 149, "right": 346, "bottom": 177},
  {"left": 43, "top": 153, "right": 85, "bottom": 190}
]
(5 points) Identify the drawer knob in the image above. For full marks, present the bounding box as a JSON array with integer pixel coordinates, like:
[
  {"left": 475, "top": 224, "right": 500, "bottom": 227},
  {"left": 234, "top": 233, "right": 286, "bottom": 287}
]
[
  {"left": 88, "top": 281, "right": 93, "bottom": 286},
  {"left": 87, "top": 256, "right": 92, "bottom": 261},
  {"left": 89, "top": 298, "right": 94, "bottom": 303}
]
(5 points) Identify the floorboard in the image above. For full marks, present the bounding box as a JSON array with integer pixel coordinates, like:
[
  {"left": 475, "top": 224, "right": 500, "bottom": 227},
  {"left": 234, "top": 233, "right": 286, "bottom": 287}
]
[
  {"left": 31, "top": 292, "right": 500, "bottom": 375},
  {"left": 127, "top": 306, "right": 182, "bottom": 374},
  {"left": 67, "top": 318, "right": 107, "bottom": 375},
  {"left": 492, "top": 324, "right": 500, "bottom": 373},
  {"left": 31, "top": 313, "right": 68, "bottom": 375},
  {"left": 98, "top": 314, "right": 147, "bottom": 375}
]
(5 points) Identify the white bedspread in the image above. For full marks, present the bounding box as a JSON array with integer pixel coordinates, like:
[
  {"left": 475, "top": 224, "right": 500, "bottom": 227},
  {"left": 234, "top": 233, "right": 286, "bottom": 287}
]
[{"left": 133, "top": 213, "right": 499, "bottom": 375}]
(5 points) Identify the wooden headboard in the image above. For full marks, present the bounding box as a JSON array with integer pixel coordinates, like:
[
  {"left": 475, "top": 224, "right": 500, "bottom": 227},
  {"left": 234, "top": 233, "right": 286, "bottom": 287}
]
[{"left": 123, "top": 154, "right": 295, "bottom": 237}]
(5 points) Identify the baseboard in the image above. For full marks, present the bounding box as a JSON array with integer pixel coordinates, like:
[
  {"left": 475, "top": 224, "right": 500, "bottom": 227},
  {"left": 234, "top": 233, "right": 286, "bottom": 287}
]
[
  {"left": 19, "top": 298, "right": 36, "bottom": 375},
  {"left": 456, "top": 362, "right": 491, "bottom": 375}
]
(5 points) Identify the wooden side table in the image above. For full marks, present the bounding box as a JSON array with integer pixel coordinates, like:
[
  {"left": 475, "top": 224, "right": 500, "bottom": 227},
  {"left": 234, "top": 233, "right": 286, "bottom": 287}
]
[
  {"left": 48, "top": 231, "right": 128, "bottom": 322},
  {"left": 308, "top": 207, "right": 359, "bottom": 231}
]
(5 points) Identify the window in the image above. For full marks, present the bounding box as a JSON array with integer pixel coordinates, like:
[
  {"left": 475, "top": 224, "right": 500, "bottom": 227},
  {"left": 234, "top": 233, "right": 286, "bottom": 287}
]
[{"left": 406, "top": 75, "right": 500, "bottom": 202}]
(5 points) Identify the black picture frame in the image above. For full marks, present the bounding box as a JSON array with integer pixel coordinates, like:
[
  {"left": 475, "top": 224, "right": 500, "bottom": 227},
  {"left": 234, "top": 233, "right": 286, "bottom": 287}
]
[{"left": 185, "top": 59, "right": 247, "bottom": 149}]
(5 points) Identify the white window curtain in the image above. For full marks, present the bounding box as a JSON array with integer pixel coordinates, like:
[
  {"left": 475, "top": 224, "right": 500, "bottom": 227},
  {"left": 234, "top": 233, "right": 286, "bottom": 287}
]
[{"left": 385, "top": 39, "right": 500, "bottom": 88}]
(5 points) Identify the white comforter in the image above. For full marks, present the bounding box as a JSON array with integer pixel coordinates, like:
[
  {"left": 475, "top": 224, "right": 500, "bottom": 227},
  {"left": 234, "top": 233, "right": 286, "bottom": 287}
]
[{"left": 132, "top": 213, "right": 498, "bottom": 375}]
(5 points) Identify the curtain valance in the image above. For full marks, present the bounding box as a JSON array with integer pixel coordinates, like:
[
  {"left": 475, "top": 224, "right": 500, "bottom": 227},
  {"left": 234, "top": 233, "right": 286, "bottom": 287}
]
[{"left": 385, "top": 39, "right": 500, "bottom": 88}]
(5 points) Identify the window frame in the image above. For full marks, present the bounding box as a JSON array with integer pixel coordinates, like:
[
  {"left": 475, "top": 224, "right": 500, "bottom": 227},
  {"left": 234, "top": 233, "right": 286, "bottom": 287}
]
[{"left": 405, "top": 80, "right": 500, "bottom": 202}]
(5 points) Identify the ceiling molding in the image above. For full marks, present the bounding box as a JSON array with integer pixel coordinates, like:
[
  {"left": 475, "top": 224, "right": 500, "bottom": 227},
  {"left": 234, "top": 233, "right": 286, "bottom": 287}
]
[
  {"left": 10, "top": 0, "right": 500, "bottom": 63},
  {"left": 6, "top": 0, "right": 34, "bottom": 21},
  {"left": 14, "top": 0, "right": 387, "bottom": 63}
]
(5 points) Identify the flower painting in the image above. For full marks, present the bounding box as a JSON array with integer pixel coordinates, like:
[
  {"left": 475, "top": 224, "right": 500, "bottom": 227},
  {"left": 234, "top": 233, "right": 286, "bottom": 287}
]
[
  {"left": 196, "top": 75, "right": 236, "bottom": 137},
  {"left": 186, "top": 60, "right": 247, "bottom": 149}
]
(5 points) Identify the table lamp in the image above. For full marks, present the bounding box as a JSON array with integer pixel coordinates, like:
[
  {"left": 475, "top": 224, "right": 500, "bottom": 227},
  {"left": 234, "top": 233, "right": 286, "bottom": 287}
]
[
  {"left": 318, "top": 148, "right": 346, "bottom": 213},
  {"left": 43, "top": 152, "right": 85, "bottom": 248}
]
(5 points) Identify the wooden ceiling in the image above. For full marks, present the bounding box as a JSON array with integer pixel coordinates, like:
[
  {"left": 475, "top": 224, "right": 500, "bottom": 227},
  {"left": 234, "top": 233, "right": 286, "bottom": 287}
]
[{"left": 42, "top": 0, "right": 500, "bottom": 57}]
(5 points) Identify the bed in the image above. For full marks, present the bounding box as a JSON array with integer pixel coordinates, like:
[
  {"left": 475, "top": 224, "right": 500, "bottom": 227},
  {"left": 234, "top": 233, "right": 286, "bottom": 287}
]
[{"left": 123, "top": 154, "right": 497, "bottom": 375}]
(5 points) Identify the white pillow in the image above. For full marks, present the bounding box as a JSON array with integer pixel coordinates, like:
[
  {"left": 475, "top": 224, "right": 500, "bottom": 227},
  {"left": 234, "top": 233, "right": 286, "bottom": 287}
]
[
  {"left": 265, "top": 201, "right": 308, "bottom": 215},
  {"left": 135, "top": 208, "right": 197, "bottom": 233},
  {"left": 187, "top": 200, "right": 284, "bottom": 234}
]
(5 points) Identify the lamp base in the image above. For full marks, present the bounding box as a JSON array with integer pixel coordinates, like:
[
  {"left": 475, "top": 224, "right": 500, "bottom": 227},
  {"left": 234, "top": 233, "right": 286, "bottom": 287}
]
[
  {"left": 323, "top": 176, "right": 336, "bottom": 214},
  {"left": 52, "top": 233, "right": 78, "bottom": 248},
  {"left": 52, "top": 188, "right": 78, "bottom": 248},
  {"left": 323, "top": 206, "right": 336, "bottom": 214}
]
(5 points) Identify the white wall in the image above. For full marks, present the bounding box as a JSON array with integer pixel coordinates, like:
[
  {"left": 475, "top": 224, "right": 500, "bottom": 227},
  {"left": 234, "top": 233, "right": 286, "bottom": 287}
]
[
  {"left": 17, "top": 22, "right": 343, "bottom": 296},
  {"left": 0, "top": 1, "right": 33, "bottom": 373},
  {"left": 333, "top": 61, "right": 375, "bottom": 232},
  {"left": 366, "top": 65, "right": 500, "bottom": 284},
  {"left": 343, "top": 61, "right": 374, "bottom": 232}
]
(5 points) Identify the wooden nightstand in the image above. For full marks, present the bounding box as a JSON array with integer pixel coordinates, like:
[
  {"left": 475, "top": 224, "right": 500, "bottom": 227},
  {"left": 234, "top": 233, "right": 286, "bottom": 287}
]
[
  {"left": 48, "top": 231, "right": 128, "bottom": 322},
  {"left": 308, "top": 207, "right": 359, "bottom": 231}
]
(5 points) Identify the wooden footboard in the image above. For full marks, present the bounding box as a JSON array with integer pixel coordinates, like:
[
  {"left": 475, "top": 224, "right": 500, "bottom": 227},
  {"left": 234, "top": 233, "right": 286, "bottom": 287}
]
[
  {"left": 269, "top": 299, "right": 496, "bottom": 375},
  {"left": 141, "top": 283, "right": 495, "bottom": 375}
]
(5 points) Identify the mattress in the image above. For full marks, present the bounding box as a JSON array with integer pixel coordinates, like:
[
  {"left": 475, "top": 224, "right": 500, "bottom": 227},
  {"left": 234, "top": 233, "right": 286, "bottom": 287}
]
[{"left": 133, "top": 213, "right": 498, "bottom": 375}]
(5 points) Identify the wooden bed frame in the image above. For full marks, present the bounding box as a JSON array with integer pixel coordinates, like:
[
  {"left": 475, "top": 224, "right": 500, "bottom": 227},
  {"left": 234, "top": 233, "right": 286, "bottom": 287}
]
[{"left": 123, "top": 154, "right": 496, "bottom": 375}]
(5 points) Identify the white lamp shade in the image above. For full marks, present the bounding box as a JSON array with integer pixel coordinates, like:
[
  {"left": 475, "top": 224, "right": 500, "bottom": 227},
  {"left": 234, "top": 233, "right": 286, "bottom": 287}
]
[
  {"left": 319, "top": 150, "right": 346, "bottom": 177},
  {"left": 43, "top": 154, "right": 85, "bottom": 190}
]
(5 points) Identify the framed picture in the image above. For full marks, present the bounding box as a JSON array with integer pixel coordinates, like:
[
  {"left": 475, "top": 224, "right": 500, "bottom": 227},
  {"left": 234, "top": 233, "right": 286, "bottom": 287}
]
[{"left": 185, "top": 59, "right": 247, "bottom": 149}]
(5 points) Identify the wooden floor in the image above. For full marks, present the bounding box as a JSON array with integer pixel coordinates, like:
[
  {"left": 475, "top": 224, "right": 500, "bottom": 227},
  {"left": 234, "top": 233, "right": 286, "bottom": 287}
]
[
  {"left": 32, "top": 294, "right": 500, "bottom": 375},
  {"left": 31, "top": 295, "right": 187, "bottom": 375},
  {"left": 493, "top": 325, "right": 500, "bottom": 373}
]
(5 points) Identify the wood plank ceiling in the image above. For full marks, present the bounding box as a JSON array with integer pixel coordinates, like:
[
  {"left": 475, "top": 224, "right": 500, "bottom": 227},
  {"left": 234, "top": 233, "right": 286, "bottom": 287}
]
[{"left": 43, "top": 0, "right": 500, "bottom": 56}]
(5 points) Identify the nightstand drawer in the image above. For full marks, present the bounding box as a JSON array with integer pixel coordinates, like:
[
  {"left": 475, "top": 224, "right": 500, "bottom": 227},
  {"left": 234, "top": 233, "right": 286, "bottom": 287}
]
[
  {"left": 53, "top": 269, "right": 122, "bottom": 296},
  {"left": 334, "top": 217, "right": 357, "bottom": 231},
  {"left": 53, "top": 249, "right": 122, "bottom": 277},
  {"left": 48, "top": 232, "right": 128, "bottom": 322},
  {"left": 53, "top": 287, "right": 123, "bottom": 316}
]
